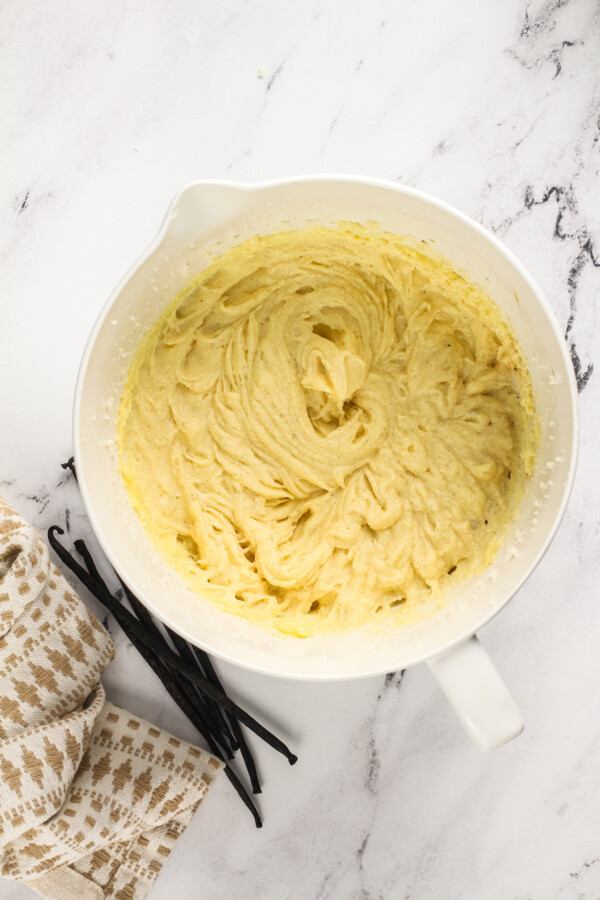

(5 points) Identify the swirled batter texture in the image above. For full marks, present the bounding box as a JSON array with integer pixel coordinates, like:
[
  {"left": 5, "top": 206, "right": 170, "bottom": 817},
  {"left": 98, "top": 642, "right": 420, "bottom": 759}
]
[{"left": 118, "top": 225, "right": 537, "bottom": 637}]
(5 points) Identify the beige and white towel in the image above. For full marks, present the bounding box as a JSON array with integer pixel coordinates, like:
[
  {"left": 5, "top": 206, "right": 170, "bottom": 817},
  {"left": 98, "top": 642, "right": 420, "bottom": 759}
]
[{"left": 0, "top": 498, "right": 223, "bottom": 900}]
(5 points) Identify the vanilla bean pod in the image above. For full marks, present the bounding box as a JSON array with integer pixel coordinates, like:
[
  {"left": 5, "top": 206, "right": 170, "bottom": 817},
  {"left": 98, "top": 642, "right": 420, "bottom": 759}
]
[
  {"left": 54, "top": 460, "right": 296, "bottom": 823},
  {"left": 113, "top": 595, "right": 263, "bottom": 823},
  {"left": 113, "top": 574, "right": 237, "bottom": 761},
  {"left": 130, "top": 634, "right": 262, "bottom": 824},
  {"left": 188, "top": 644, "right": 261, "bottom": 794},
  {"left": 48, "top": 527, "right": 297, "bottom": 765},
  {"left": 115, "top": 570, "right": 239, "bottom": 759},
  {"left": 65, "top": 537, "right": 264, "bottom": 826},
  {"left": 60, "top": 456, "right": 78, "bottom": 481},
  {"left": 163, "top": 623, "right": 239, "bottom": 759},
  {"left": 108, "top": 568, "right": 234, "bottom": 759},
  {"left": 105, "top": 610, "right": 261, "bottom": 825},
  {"left": 72, "top": 540, "right": 232, "bottom": 759},
  {"left": 72, "top": 539, "right": 235, "bottom": 759}
]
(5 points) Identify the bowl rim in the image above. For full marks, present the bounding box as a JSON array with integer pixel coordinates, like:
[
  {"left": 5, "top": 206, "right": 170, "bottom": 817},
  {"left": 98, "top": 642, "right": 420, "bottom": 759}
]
[{"left": 73, "top": 174, "right": 580, "bottom": 681}]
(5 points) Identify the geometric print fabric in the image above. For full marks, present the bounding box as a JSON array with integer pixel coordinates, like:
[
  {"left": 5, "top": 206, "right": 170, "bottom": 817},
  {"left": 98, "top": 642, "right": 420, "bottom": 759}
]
[{"left": 0, "top": 498, "right": 222, "bottom": 900}]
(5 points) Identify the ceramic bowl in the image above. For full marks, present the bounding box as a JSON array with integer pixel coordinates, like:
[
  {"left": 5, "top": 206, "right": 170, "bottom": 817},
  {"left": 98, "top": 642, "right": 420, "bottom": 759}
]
[{"left": 74, "top": 176, "right": 578, "bottom": 749}]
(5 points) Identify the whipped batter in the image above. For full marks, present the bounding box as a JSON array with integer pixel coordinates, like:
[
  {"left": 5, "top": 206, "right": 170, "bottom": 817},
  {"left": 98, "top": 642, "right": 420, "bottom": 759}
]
[{"left": 118, "top": 224, "right": 537, "bottom": 636}]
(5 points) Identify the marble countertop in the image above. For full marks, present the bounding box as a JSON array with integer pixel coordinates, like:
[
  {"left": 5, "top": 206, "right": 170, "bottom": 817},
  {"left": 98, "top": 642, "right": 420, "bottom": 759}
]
[{"left": 2, "top": 0, "right": 599, "bottom": 897}]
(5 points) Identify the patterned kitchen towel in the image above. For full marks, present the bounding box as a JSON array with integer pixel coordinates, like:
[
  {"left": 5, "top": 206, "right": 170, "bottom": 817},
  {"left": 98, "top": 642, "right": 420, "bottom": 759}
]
[{"left": 0, "top": 498, "right": 223, "bottom": 900}]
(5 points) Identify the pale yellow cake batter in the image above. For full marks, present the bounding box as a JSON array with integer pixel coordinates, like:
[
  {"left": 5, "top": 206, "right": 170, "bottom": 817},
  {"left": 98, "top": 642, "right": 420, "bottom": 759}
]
[{"left": 118, "top": 224, "right": 537, "bottom": 637}]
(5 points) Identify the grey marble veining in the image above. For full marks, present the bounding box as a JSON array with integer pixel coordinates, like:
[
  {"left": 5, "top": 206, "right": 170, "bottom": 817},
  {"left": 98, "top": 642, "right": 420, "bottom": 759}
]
[{"left": 2, "top": 0, "right": 600, "bottom": 898}]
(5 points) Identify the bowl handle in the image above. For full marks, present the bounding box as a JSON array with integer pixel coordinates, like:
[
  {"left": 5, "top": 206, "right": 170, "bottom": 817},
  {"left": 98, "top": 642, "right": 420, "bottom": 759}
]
[{"left": 427, "top": 635, "right": 523, "bottom": 750}]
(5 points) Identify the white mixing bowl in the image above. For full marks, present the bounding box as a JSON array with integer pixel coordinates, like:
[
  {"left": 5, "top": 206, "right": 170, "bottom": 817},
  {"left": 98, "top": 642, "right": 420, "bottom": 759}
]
[{"left": 75, "top": 176, "right": 578, "bottom": 750}]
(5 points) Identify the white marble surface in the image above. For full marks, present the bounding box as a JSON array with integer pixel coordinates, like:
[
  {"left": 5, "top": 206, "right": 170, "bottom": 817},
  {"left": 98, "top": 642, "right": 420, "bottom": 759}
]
[{"left": 2, "top": 0, "right": 600, "bottom": 897}]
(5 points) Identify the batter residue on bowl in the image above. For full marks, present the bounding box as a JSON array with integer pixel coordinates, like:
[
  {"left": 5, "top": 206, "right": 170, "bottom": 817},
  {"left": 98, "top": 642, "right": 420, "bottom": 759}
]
[{"left": 118, "top": 224, "right": 537, "bottom": 637}]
